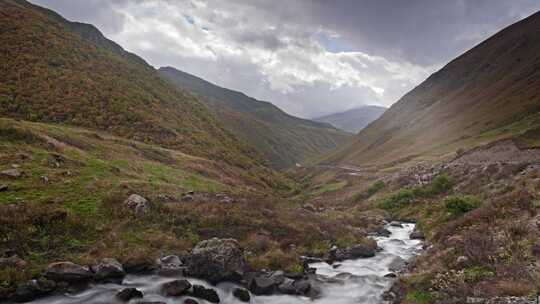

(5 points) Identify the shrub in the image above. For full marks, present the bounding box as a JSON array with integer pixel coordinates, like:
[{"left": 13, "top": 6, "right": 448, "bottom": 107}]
[
  {"left": 379, "top": 189, "right": 415, "bottom": 210},
  {"left": 365, "top": 180, "right": 385, "bottom": 197},
  {"left": 464, "top": 266, "right": 495, "bottom": 283},
  {"left": 445, "top": 195, "right": 480, "bottom": 216},
  {"left": 425, "top": 175, "right": 454, "bottom": 196}
]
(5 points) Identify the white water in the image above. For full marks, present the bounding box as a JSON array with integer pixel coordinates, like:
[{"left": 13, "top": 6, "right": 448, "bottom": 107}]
[{"left": 28, "top": 223, "right": 422, "bottom": 304}]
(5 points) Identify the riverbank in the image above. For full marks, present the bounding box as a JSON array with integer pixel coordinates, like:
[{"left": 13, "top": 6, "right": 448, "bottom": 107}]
[{"left": 6, "top": 223, "right": 421, "bottom": 304}]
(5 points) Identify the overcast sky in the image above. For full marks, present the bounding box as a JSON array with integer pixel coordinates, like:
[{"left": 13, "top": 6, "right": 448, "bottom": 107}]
[{"left": 30, "top": 0, "right": 540, "bottom": 118}]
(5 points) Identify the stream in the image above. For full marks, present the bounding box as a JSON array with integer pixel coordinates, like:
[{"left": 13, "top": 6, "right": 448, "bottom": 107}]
[{"left": 28, "top": 223, "right": 422, "bottom": 304}]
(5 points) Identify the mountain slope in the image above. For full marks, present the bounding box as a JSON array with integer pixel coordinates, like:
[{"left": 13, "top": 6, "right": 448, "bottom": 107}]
[
  {"left": 314, "top": 105, "right": 387, "bottom": 133},
  {"left": 323, "top": 11, "right": 540, "bottom": 167},
  {"left": 158, "top": 67, "right": 352, "bottom": 169},
  {"left": 0, "top": 0, "right": 272, "bottom": 176}
]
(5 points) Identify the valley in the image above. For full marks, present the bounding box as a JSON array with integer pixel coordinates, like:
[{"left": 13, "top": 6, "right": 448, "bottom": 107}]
[{"left": 1, "top": 1, "right": 540, "bottom": 304}]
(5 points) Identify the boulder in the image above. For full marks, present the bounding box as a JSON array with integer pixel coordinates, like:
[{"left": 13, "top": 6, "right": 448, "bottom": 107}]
[
  {"left": 389, "top": 221, "right": 403, "bottom": 228},
  {"left": 192, "top": 285, "right": 220, "bottom": 303},
  {"left": 410, "top": 230, "right": 425, "bottom": 240},
  {"left": 91, "top": 258, "right": 125, "bottom": 282},
  {"left": 13, "top": 278, "right": 56, "bottom": 302},
  {"left": 232, "top": 288, "right": 250, "bottom": 302},
  {"left": 158, "top": 255, "right": 185, "bottom": 276},
  {"left": 278, "top": 278, "right": 311, "bottom": 296},
  {"left": 116, "top": 288, "right": 143, "bottom": 302},
  {"left": 186, "top": 238, "right": 246, "bottom": 284},
  {"left": 44, "top": 262, "right": 92, "bottom": 282},
  {"left": 247, "top": 271, "right": 285, "bottom": 295},
  {"left": 0, "top": 169, "right": 22, "bottom": 178},
  {"left": 122, "top": 256, "right": 157, "bottom": 274},
  {"left": 124, "top": 194, "right": 149, "bottom": 214},
  {"left": 0, "top": 184, "right": 7, "bottom": 192},
  {"left": 376, "top": 227, "right": 392, "bottom": 237},
  {"left": 348, "top": 242, "right": 376, "bottom": 258},
  {"left": 184, "top": 299, "right": 199, "bottom": 304},
  {"left": 162, "top": 279, "right": 191, "bottom": 297}
]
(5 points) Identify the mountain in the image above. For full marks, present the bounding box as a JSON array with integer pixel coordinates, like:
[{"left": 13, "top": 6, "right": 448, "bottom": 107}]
[
  {"left": 0, "top": 0, "right": 275, "bottom": 176},
  {"left": 158, "top": 67, "right": 352, "bottom": 169},
  {"left": 314, "top": 105, "right": 387, "bottom": 133},
  {"left": 322, "top": 10, "right": 540, "bottom": 167}
]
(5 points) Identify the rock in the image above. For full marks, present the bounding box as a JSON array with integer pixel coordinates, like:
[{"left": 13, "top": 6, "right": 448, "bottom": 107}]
[
  {"left": 247, "top": 271, "right": 285, "bottom": 295},
  {"left": 0, "top": 169, "right": 22, "bottom": 178},
  {"left": 348, "top": 242, "right": 376, "bottom": 258},
  {"left": 384, "top": 272, "right": 397, "bottom": 278},
  {"left": 186, "top": 238, "right": 246, "bottom": 284},
  {"left": 376, "top": 227, "right": 391, "bottom": 237},
  {"left": 232, "top": 288, "right": 250, "bottom": 302},
  {"left": 124, "top": 194, "right": 150, "bottom": 214},
  {"left": 382, "top": 291, "right": 396, "bottom": 301},
  {"left": 389, "top": 221, "right": 403, "bottom": 228},
  {"left": 467, "top": 297, "right": 486, "bottom": 304},
  {"left": 162, "top": 279, "right": 191, "bottom": 297},
  {"left": 388, "top": 256, "right": 407, "bottom": 272},
  {"left": 0, "top": 184, "right": 7, "bottom": 192},
  {"left": 0, "top": 255, "right": 27, "bottom": 269},
  {"left": 91, "top": 258, "right": 125, "bottom": 282},
  {"left": 123, "top": 256, "right": 157, "bottom": 274},
  {"left": 44, "top": 262, "right": 92, "bottom": 282},
  {"left": 456, "top": 255, "right": 470, "bottom": 268},
  {"left": 182, "top": 194, "right": 194, "bottom": 201},
  {"left": 159, "top": 255, "right": 182, "bottom": 266},
  {"left": 116, "top": 288, "right": 143, "bottom": 302},
  {"left": 278, "top": 278, "right": 311, "bottom": 296},
  {"left": 192, "top": 285, "right": 220, "bottom": 303},
  {"left": 137, "top": 302, "right": 166, "bottom": 304},
  {"left": 14, "top": 278, "right": 56, "bottom": 302},
  {"left": 184, "top": 299, "right": 199, "bottom": 304},
  {"left": 410, "top": 230, "right": 425, "bottom": 240},
  {"left": 158, "top": 255, "right": 185, "bottom": 276}
]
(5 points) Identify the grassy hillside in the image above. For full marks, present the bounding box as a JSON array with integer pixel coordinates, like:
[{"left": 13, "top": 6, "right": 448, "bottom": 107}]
[
  {"left": 0, "top": 0, "right": 266, "bottom": 171},
  {"left": 159, "top": 67, "right": 352, "bottom": 169},
  {"left": 0, "top": 118, "right": 371, "bottom": 298},
  {"left": 314, "top": 105, "right": 387, "bottom": 133},
  {"left": 322, "top": 11, "right": 540, "bottom": 167}
]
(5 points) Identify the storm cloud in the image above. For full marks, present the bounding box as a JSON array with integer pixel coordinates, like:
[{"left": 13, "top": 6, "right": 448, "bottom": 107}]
[{"left": 29, "top": 0, "right": 540, "bottom": 118}]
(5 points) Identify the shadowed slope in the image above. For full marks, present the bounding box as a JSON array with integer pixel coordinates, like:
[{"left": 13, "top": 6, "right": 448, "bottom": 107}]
[
  {"left": 159, "top": 67, "right": 352, "bottom": 169},
  {"left": 322, "top": 11, "right": 540, "bottom": 167}
]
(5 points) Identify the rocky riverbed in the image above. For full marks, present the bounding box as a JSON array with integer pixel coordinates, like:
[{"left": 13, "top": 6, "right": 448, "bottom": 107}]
[{"left": 13, "top": 223, "right": 422, "bottom": 304}]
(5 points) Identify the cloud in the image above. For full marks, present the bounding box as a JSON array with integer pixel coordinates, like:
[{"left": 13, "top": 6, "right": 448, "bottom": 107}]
[{"left": 29, "top": 0, "right": 540, "bottom": 118}]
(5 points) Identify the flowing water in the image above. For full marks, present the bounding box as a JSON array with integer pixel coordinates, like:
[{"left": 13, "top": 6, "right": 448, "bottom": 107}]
[{"left": 28, "top": 223, "right": 422, "bottom": 304}]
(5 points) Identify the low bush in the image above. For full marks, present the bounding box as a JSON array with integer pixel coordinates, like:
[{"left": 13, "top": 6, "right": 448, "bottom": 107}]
[
  {"left": 445, "top": 195, "right": 481, "bottom": 216},
  {"left": 379, "top": 189, "right": 415, "bottom": 210},
  {"left": 365, "top": 180, "right": 385, "bottom": 197},
  {"left": 463, "top": 266, "right": 495, "bottom": 283}
]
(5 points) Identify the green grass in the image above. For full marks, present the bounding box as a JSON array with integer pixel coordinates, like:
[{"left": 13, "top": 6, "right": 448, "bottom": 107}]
[{"left": 405, "top": 290, "right": 432, "bottom": 304}]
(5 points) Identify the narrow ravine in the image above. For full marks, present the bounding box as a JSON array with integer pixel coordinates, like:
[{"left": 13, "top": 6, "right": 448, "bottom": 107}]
[{"left": 27, "top": 224, "right": 422, "bottom": 304}]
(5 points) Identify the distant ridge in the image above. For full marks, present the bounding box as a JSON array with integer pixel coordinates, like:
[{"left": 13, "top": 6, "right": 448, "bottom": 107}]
[
  {"left": 159, "top": 67, "right": 352, "bottom": 169},
  {"left": 314, "top": 105, "right": 387, "bottom": 133}
]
